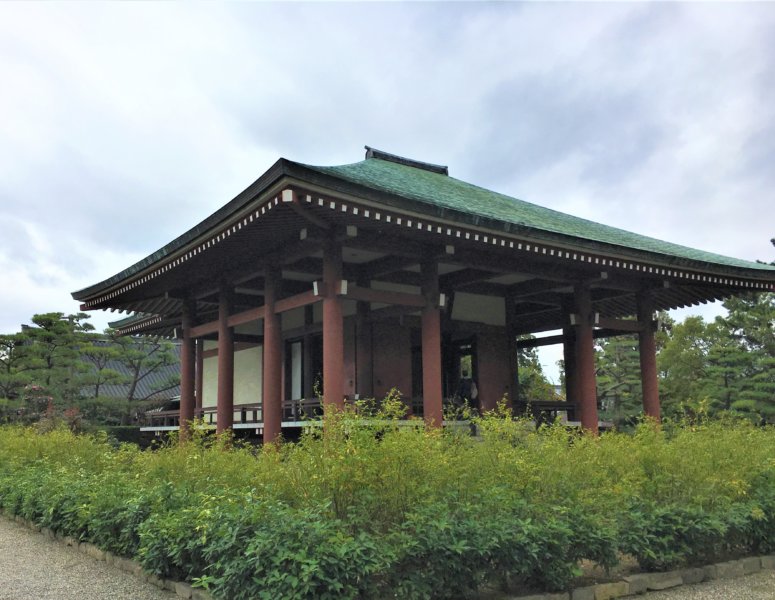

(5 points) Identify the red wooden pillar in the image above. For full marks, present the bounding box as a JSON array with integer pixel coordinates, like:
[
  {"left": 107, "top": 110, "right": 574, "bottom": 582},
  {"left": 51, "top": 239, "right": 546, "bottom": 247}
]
[
  {"left": 637, "top": 291, "right": 661, "bottom": 421},
  {"left": 302, "top": 306, "right": 315, "bottom": 399},
  {"left": 263, "top": 267, "right": 283, "bottom": 444},
  {"left": 179, "top": 302, "right": 196, "bottom": 441},
  {"left": 561, "top": 297, "right": 579, "bottom": 415},
  {"left": 505, "top": 294, "right": 518, "bottom": 409},
  {"left": 216, "top": 285, "right": 234, "bottom": 433},
  {"left": 322, "top": 240, "right": 345, "bottom": 409},
  {"left": 195, "top": 339, "right": 203, "bottom": 417},
  {"left": 355, "top": 299, "right": 373, "bottom": 399},
  {"left": 562, "top": 326, "right": 578, "bottom": 418},
  {"left": 421, "top": 258, "right": 443, "bottom": 427},
  {"left": 574, "top": 284, "right": 599, "bottom": 434}
]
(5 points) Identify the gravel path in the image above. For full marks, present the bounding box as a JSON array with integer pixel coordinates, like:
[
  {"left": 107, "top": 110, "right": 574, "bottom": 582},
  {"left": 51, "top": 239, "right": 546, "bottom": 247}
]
[
  {"left": 641, "top": 570, "right": 775, "bottom": 599},
  {"left": 0, "top": 517, "right": 173, "bottom": 600}
]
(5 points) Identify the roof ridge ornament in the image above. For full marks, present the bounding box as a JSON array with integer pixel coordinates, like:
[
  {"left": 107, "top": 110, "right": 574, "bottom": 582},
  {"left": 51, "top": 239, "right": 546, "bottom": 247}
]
[{"left": 364, "top": 145, "right": 449, "bottom": 175}]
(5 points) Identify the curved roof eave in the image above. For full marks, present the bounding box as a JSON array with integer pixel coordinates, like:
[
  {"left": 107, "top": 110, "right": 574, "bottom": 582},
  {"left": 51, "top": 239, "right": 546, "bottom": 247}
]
[{"left": 72, "top": 154, "right": 775, "bottom": 303}]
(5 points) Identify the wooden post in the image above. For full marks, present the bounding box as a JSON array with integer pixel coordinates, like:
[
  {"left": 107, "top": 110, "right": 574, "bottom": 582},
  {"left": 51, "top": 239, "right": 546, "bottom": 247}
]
[
  {"left": 421, "top": 257, "right": 443, "bottom": 427},
  {"left": 322, "top": 239, "right": 345, "bottom": 409},
  {"left": 179, "top": 302, "right": 196, "bottom": 441},
  {"left": 637, "top": 291, "right": 661, "bottom": 421},
  {"left": 562, "top": 326, "right": 578, "bottom": 420},
  {"left": 574, "top": 283, "right": 599, "bottom": 434},
  {"left": 195, "top": 338, "right": 204, "bottom": 417},
  {"left": 216, "top": 285, "right": 234, "bottom": 433},
  {"left": 302, "top": 305, "right": 315, "bottom": 399},
  {"left": 263, "top": 266, "right": 283, "bottom": 444},
  {"left": 505, "top": 293, "right": 518, "bottom": 409},
  {"left": 355, "top": 298, "right": 374, "bottom": 399}
]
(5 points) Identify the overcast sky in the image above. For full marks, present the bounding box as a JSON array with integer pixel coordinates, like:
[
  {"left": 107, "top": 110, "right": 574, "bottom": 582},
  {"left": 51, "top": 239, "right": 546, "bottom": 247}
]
[{"left": 1, "top": 2, "right": 773, "bottom": 377}]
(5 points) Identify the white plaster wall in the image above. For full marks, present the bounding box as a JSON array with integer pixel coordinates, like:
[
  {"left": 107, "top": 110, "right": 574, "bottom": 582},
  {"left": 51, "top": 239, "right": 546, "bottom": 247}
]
[
  {"left": 202, "top": 341, "right": 218, "bottom": 409},
  {"left": 201, "top": 342, "right": 263, "bottom": 409},
  {"left": 235, "top": 345, "right": 263, "bottom": 406}
]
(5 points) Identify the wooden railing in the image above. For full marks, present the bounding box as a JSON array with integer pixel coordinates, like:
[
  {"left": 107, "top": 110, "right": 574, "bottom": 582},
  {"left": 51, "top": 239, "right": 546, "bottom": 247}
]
[
  {"left": 514, "top": 400, "right": 577, "bottom": 422},
  {"left": 144, "top": 397, "right": 575, "bottom": 428},
  {"left": 144, "top": 397, "right": 330, "bottom": 428}
]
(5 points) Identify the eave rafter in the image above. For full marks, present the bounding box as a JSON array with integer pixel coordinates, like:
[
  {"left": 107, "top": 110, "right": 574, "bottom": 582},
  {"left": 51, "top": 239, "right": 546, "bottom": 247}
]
[{"left": 78, "top": 179, "right": 774, "bottom": 325}]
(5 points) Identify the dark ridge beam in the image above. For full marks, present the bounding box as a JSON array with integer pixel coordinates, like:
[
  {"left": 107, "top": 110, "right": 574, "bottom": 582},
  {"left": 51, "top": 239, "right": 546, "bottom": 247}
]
[
  {"left": 197, "top": 333, "right": 264, "bottom": 344},
  {"left": 371, "top": 270, "right": 424, "bottom": 287},
  {"left": 508, "top": 277, "right": 569, "bottom": 298},
  {"left": 517, "top": 334, "right": 565, "bottom": 349},
  {"left": 439, "top": 268, "right": 498, "bottom": 290},
  {"left": 596, "top": 317, "right": 644, "bottom": 333},
  {"left": 514, "top": 292, "right": 564, "bottom": 307},
  {"left": 516, "top": 327, "right": 640, "bottom": 349},
  {"left": 512, "top": 319, "right": 567, "bottom": 336}
]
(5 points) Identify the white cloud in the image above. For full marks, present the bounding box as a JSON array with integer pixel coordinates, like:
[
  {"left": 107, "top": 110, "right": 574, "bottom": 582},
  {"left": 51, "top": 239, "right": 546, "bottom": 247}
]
[{"left": 0, "top": 1, "right": 773, "bottom": 338}]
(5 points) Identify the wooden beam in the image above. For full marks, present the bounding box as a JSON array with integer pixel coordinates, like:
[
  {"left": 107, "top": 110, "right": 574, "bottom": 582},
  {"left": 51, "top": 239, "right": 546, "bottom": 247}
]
[
  {"left": 509, "top": 278, "right": 569, "bottom": 298},
  {"left": 274, "top": 289, "right": 320, "bottom": 314},
  {"left": 596, "top": 317, "right": 644, "bottom": 333},
  {"left": 345, "top": 284, "right": 427, "bottom": 308},
  {"left": 227, "top": 306, "right": 265, "bottom": 329},
  {"left": 191, "top": 320, "right": 219, "bottom": 338},
  {"left": 198, "top": 333, "right": 264, "bottom": 344},
  {"left": 517, "top": 334, "right": 565, "bottom": 349},
  {"left": 201, "top": 341, "right": 262, "bottom": 359}
]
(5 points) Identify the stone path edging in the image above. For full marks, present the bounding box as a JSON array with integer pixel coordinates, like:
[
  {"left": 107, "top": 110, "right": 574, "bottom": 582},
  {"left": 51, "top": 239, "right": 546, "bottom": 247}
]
[
  {"left": 512, "top": 554, "right": 775, "bottom": 600},
  {"left": 4, "top": 510, "right": 775, "bottom": 600},
  {"left": 1, "top": 511, "right": 211, "bottom": 600}
]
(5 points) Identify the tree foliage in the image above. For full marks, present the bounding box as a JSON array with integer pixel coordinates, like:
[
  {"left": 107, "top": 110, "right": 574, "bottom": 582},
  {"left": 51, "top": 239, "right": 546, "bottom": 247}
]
[
  {"left": 0, "top": 313, "right": 179, "bottom": 426},
  {"left": 594, "top": 292, "right": 774, "bottom": 425},
  {"left": 596, "top": 334, "right": 642, "bottom": 423},
  {"left": 517, "top": 339, "right": 560, "bottom": 403},
  {"left": 592, "top": 239, "right": 775, "bottom": 424}
]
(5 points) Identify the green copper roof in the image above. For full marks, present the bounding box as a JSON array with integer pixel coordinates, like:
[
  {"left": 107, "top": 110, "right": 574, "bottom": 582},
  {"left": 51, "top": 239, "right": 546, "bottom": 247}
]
[
  {"left": 304, "top": 156, "right": 774, "bottom": 272},
  {"left": 73, "top": 149, "right": 774, "bottom": 303}
]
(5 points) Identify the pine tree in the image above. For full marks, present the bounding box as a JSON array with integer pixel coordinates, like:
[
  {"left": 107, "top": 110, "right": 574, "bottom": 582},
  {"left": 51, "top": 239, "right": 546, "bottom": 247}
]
[{"left": 596, "top": 334, "right": 642, "bottom": 425}]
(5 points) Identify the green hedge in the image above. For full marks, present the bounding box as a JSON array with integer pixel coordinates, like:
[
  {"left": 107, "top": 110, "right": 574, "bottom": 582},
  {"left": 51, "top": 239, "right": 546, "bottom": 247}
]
[{"left": 1, "top": 403, "right": 774, "bottom": 599}]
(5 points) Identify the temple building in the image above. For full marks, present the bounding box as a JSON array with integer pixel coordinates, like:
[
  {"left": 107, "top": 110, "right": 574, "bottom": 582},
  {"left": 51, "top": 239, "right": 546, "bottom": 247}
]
[{"left": 72, "top": 147, "right": 775, "bottom": 441}]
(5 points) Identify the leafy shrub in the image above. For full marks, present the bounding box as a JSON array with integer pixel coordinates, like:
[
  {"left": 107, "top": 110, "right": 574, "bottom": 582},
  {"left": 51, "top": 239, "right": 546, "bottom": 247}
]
[{"left": 0, "top": 411, "right": 774, "bottom": 599}]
